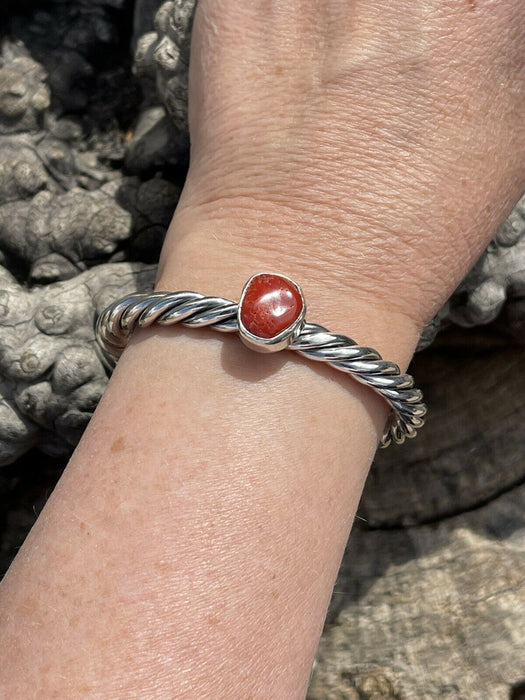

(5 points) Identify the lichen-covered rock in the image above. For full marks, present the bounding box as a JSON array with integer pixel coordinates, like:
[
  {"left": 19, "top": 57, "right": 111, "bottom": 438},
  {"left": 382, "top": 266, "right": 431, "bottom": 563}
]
[
  {"left": 133, "top": 0, "right": 168, "bottom": 49},
  {"left": 127, "top": 0, "right": 195, "bottom": 170},
  {"left": 448, "top": 195, "right": 525, "bottom": 340},
  {"left": 0, "top": 174, "right": 179, "bottom": 283},
  {"left": 0, "top": 7, "right": 180, "bottom": 466},
  {"left": 0, "top": 182, "right": 131, "bottom": 282},
  {"left": 0, "top": 41, "right": 179, "bottom": 284},
  {"left": 8, "top": 1, "right": 129, "bottom": 113},
  {"left": 0, "top": 262, "right": 156, "bottom": 465},
  {"left": 0, "top": 135, "right": 49, "bottom": 203},
  {"left": 0, "top": 48, "right": 50, "bottom": 134},
  {"left": 134, "top": 0, "right": 195, "bottom": 129}
]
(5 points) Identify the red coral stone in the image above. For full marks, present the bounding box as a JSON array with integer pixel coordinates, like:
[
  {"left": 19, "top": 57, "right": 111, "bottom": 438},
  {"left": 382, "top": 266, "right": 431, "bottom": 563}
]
[{"left": 240, "top": 274, "right": 303, "bottom": 339}]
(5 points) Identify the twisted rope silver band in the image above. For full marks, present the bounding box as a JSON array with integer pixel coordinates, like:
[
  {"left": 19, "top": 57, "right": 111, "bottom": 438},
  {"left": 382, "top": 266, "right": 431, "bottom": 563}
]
[{"left": 96, "top": 290, "right": 426, "bottom": 448}]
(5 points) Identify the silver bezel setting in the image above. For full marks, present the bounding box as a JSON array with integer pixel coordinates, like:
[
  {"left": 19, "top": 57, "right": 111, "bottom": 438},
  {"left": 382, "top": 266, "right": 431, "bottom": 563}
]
[{"left": 237, "top": 273, "right": 306, "bottom": 353}]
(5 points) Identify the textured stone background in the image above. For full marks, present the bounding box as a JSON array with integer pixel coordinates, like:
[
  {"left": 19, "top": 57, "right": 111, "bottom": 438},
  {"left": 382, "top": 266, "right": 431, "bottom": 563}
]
[{"left": 1, "top": 2, "right": 524, "bottom": 697}]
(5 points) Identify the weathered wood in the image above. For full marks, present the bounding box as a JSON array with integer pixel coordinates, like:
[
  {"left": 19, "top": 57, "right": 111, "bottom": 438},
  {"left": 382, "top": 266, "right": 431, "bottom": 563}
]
[
  {"left": 308, "top": 331, "right": 525, "bottom": 699},
  {"left": 309, "top": 482, "right": 525, "bottom": 700},
  {"left": 361, "top": 328, "right": 525, "bottom": 526}
]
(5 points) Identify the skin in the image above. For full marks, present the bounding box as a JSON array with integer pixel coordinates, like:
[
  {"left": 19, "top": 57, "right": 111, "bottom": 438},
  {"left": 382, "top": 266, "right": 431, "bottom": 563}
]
[{"left": 0, "top": 1, "right": 524, "bottom": 697}]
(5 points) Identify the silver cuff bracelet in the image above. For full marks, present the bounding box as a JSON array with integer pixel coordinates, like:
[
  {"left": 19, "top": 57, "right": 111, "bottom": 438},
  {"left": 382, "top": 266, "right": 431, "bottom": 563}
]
[{"left": 95, "top": 273, "right": 426, "bottom": 448}]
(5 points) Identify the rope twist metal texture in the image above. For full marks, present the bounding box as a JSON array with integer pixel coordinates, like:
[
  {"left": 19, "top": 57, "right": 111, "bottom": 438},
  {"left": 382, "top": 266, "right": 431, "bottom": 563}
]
[{"left": 96, "top": 292, "right": 427, "bottom": 448}]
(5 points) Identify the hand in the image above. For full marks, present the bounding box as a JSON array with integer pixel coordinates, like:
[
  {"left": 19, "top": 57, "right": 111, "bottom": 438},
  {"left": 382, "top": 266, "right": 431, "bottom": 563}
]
[{"left": 158, "top": 0, "right": 524, "bottom": 352}]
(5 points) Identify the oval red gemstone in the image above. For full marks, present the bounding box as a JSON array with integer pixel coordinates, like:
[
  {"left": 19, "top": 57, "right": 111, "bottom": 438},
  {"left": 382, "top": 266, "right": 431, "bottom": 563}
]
[{"left": 240, "top": 274, "right": 303, "bottom": 339}]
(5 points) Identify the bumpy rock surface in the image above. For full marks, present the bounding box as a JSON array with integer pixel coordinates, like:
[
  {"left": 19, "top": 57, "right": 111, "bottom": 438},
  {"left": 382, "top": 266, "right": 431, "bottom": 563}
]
[
  {"left": 134, "top": 0, "right": 194, "bottom": 129},
  {"left": 8, "top": 0, "right": 130, "bottom": 114},
  {"left": 128, "top": 0, "right": 194, "bottom": 169},
  {"left": 1, "top": 2, "right": 524, "bottom": 698},
  {"left": 0, "top": 9, "right": 182, "bottom": 466},
  {"left": 0, "top": 50, "right": 50, "bottom": 133},
  {"left": 0, "top": 262, "right": 156, "bottom": 464}
]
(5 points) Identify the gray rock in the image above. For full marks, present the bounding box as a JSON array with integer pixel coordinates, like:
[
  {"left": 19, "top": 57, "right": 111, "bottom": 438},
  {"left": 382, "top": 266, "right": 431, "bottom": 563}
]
[
  {"left": 448, "top": 195, "right": 525, "bottom": 341},
  {"left": 0, "top": 262, "right": 156, "bottom": 465},
  {"left": 0, "top": 131, "right": 180, "bottom": 284},
  {"left": 133, "top": 0, "right": 167, "bottom": 49},
  {"left": 124, "top": 104, "right": 188, "bottom": 172},
  {"left": 0, "top": 11, "right": 179, "bottom": 466},
  {"left": 0, "top": 37, "right": 179, "bottom": 285},
  {"left": 8, "top": 2, "right": 124, "bottom": 112},
  {"left": 134, "top": 0, "right": 195, "bottom": 128},
  {"left": 127, "top": 0, "right": 195, "bottom": 169},
  {"left": 0, "top": 51, "right": 50, "bottom": 134}
]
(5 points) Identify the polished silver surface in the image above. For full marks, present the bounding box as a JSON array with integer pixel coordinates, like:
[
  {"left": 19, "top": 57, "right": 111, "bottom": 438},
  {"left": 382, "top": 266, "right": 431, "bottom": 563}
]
[{"left": 96, "top": 290, "right": 426, "bottom": 447}]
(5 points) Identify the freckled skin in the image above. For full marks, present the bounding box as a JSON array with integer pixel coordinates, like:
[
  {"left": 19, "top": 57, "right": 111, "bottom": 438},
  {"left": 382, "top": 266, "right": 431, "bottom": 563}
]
[{"left": 110, "top": 436, "right": 125, "bottom": 452}]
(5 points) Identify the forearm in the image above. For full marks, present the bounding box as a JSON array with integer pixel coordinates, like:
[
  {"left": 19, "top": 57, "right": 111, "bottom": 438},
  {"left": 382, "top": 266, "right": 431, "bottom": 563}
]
[{"left": 0, "top": 281, "right": 414, "bottom": 697}]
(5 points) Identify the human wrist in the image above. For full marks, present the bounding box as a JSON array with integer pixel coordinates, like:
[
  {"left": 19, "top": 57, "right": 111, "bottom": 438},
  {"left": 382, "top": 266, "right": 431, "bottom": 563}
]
[{"left": 154, "top": 202, "right": 422, "bottom": 371}]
